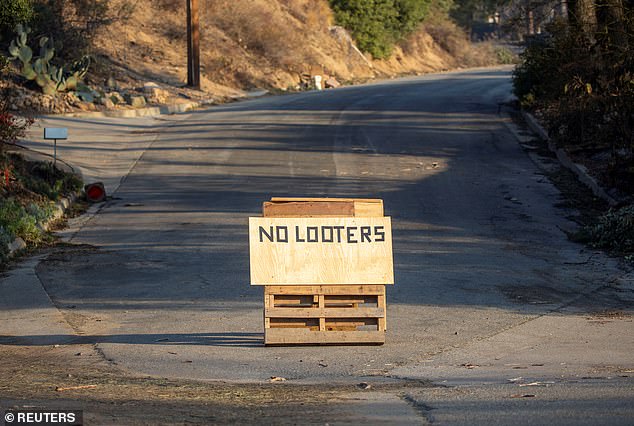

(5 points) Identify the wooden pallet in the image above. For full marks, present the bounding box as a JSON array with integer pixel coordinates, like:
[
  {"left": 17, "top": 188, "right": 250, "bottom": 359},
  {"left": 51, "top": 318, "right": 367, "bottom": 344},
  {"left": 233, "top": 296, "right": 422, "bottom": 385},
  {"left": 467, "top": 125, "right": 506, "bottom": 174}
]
[
  {"left": 264, "top": 285, "right": 386, "bottom": 345},
  {"left": 260, "top": 197, "right": 388, "bottom": 346}
]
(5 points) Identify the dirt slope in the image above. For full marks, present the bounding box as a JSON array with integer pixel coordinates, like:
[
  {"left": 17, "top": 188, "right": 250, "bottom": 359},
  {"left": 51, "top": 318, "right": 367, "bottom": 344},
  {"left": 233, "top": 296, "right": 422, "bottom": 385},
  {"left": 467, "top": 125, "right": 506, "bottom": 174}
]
[{"left": 91, "top": 0, "right": 481, "bottom": 95}]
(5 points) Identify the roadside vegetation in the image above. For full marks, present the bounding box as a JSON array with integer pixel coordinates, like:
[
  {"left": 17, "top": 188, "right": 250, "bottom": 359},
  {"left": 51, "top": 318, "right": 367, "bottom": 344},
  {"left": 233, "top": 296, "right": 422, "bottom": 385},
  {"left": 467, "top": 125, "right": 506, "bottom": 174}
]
[
  {"left": 329, "top": 0, "right": 433, "bottom": 59},
  {"left": 0, "top": 79, "right": 82, "bottom": 262},
  {"left": 512, "top": 0, "right": 634, "bottom": 260}
]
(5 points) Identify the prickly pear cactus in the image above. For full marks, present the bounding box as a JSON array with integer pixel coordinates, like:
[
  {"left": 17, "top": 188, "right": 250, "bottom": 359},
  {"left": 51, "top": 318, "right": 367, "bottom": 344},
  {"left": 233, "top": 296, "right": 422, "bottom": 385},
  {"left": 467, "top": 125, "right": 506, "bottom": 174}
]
[
  {"left": 8, "top": 24, "right": 36, "bottom": 81},
  {"left": 7, "top": 25, "right": 90, "bottom": 96}
]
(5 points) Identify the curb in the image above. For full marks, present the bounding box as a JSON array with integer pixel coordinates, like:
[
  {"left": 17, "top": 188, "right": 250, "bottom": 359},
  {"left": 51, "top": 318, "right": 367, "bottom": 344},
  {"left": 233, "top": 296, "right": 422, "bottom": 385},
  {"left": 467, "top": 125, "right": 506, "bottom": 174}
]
[
  {"left": 59, "top": 98, "right": 217, "bottom": 119},
  {"left": 56, "top": 90, "right": 270, "bottom": 119},
  {"left": 521, "top": 110, "right": 618, "bottom": 207}
]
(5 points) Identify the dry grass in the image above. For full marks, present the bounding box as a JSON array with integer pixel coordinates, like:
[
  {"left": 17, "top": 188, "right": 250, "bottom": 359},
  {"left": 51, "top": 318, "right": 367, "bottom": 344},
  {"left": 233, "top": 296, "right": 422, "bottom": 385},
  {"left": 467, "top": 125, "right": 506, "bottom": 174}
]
[
  {"left": 88, "top": 0, "right": 496, "bottom": 94},
  {"left": 423, "top": 19, "right": 499, "bottom": 68},
  {"left": 210, "top": 1, "right": 306, "bottom": 68}
]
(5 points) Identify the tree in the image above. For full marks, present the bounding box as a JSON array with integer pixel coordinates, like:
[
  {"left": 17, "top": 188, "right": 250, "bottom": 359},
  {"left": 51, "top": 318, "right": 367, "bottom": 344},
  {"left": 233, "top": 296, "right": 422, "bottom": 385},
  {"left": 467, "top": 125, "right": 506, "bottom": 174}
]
[
  {"left": 595, "top": 0, "right": 628, "bottom": 52},
  {"left": 451, "top": 0, "right": 500, "bottom": 32},
  {"left": 330, "top": 0, "right": 400, "bottom": 58},
  {"left": 329, "top": 0, "right": 431, "bottom": 59},
  {"left": 394, "top": 0, "right": 432, "bottom": 34},
  {"left": 0, "top": 0, "right": 33, "bottom": 42},
  {"left": 568, "top": 0, "right": 598, "bottom": 33}
]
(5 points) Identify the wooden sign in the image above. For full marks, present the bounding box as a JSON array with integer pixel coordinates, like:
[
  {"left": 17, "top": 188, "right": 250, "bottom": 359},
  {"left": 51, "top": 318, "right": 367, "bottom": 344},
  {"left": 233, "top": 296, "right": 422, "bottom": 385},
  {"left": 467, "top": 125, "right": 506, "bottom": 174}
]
[{"left": 249, "top": 217, "right": 393, "bottom": 285}]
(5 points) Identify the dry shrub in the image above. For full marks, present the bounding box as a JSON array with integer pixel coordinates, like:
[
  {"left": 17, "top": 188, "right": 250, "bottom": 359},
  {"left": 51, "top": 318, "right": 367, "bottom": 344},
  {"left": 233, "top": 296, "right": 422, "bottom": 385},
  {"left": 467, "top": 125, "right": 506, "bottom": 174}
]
[
  {"left": 209, "top": 0, "right": 305, "bottom": 67},
  {"left": 424, "top": 19, "right": 469, "bottom": 58},
  {"left": 156, "top": 0, "right": 180, "bottom": 12},
  {"left": 280, "top": 0, "right": 332, "bottom": 30},
  {"left": 423, "top": 18, "right": 497, "bottom": 68}
]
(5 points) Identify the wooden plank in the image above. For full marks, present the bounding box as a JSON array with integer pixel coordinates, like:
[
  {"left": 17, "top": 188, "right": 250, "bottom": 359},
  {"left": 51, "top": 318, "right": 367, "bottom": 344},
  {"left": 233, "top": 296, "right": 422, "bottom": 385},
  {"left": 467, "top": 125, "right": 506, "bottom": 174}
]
[
  {"left": 264, "top": 292, "right": 272, "bottom": 329},
  {"left": 318, "top": 294, "right": 325, "bottom": 331},
  {"left": 249, "top": 217, "right": 393, "bottom": 285},
  {"left": 326, "top": 318, "right": 378, "bottom": 328},
  {"left": 265, "top": 307, "right": 385, "bottom": 318},
  {"left": 272, "top": 295, "right": 316, "bottom": 307},
  {"left": 324, "top": 295, "right": 378, "bottom": 306},
  {"left": 353, "top": 201, "right": 384, "bottom": 217},
  {"left": 269, "top": 318, "right": 319, "bottom": 329},
  {"left": 264, "top": 199, "right": 383, "bottom": 218},
  {"left": 270, "top": 197, "right": 382, "bottom": 203},
  {"left": 266, "top": 285, "right": 385, "bottom": 295},
  {"left": 265, "top": 329, "right": 384, "bottom": 345},
  {"left": 378, "top": 292, "right": 387, "bottom": 332},
  {"left": 326, "top": 319, "right": 378, "bottom": 331},
  {"left": 267, "top": 319, "right": 378, "bottom": 331},
  {"left": 263, "top": 201, "right": 355, "bottom": 218}
]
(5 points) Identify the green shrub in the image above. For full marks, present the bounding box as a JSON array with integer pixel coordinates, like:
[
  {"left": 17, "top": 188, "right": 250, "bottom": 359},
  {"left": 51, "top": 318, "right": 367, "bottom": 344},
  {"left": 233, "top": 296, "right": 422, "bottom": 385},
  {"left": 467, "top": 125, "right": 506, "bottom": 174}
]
[
  {"left": 511, "top": 23, "right": 592, "bottom": 105},
  {"left": 579, "top": 204, "right": 634, "bottom": 257},
  {"left": 0, "top": 226, "right": 12, "bottom": 261},
  {"left": 494, "top": 46, "right": 516, "bottom": 64},
  {"left": 513, "top": 17, "right": 634, "bottom": 193},
  {"left": 330, "top": 0, "right": 398, "bottom": 58},
  {"left": 0, "top": 0, "right": 34, "bottom": 41},
  {"left": 329, "top": 0, "right": 431, "bottom": 59},
  {"left": 0, "top": 197, "right": 44, "bottom": 244},
  {"left": 21, "top": 160, "right": 82, "bottom": 199}
]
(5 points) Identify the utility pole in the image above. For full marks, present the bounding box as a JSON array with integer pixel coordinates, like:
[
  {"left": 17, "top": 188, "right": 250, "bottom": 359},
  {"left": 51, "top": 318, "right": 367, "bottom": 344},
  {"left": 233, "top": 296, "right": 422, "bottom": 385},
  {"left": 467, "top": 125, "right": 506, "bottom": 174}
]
[
  {"left": 526, "top": 0, "right": 535, "bottom": 37},
  {"left": 187, "top": 0, "right": 200, "bottom": 89}
]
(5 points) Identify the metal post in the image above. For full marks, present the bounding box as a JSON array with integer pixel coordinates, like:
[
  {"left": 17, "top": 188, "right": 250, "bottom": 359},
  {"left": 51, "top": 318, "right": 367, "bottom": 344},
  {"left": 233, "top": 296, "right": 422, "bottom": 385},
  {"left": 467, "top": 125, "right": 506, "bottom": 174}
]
[
  {"left": 53, "top": 139, "right": 57, "bottom": 167},
  {"left": 187, "top": 0, "right": 201, "bottom": 89}
]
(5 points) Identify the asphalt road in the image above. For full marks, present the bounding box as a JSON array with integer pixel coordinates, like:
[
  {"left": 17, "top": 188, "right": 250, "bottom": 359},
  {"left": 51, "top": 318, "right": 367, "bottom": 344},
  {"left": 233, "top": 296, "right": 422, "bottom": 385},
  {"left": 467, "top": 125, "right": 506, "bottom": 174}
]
[{"left": 20, "top": 67, "right": 634, "bottom": 423}]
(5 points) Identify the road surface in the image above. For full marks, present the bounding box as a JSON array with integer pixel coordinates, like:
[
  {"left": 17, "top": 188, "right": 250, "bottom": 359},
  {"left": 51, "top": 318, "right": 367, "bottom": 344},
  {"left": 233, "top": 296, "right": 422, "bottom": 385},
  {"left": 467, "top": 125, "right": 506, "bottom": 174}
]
[{"left": 5, "top": 67, "right": 634, "bottom": 424}]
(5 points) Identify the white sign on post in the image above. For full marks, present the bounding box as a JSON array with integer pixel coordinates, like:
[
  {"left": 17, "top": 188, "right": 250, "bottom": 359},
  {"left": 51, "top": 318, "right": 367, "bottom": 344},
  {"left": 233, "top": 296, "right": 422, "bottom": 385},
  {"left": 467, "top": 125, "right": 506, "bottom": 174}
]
[
  {"left": 43, "top": 128, "right": 68, "bottom": 166},
  {"left": 44, "top": 128, "right": 68, "bottom": 140}
]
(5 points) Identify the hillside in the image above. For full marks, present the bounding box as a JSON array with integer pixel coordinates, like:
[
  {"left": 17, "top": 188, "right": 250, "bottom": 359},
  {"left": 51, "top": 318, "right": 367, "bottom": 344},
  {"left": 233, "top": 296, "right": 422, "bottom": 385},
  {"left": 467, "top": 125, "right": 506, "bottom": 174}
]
[
  {"left": 2, "top": 0, "right": 501, "bottom": 112},
  {"left": 91, "top": 0, "right": 496, "bottom": 95}
]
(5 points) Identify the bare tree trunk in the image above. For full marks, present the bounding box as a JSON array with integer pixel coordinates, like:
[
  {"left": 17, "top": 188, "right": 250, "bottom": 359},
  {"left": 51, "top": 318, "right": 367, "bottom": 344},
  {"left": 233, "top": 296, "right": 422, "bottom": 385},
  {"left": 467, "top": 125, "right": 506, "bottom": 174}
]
[
  {"left": 596, "top": 0, "right": 628, "bottom": 52},
  {"left": 525, "top": 0, "right": 535, "bottom": 37},
  {"left": 568, "top": 0, "right": 598, "bottom": 33}
]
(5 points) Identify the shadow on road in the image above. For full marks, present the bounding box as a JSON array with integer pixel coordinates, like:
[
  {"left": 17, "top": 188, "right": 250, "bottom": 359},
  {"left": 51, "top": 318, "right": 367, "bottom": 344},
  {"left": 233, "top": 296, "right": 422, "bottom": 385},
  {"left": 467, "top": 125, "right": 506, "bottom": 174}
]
[{"left": 0, "top": 332, "right": 263, "bottom": 347}]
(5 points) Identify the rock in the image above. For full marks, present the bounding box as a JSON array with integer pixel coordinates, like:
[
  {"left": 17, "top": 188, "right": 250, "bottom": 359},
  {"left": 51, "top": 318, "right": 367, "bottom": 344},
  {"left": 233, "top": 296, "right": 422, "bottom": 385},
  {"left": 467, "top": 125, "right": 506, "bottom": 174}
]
[
  {"left": 146, "top": 87, "right": 169, "bottom": 104},
  {"left": 325, "top": 77, "right": 341, "bottom": 89},
  {"left": 40, "top": 95, "right": 54, "bottom": 111},
  {"left": 64, "top": 92, "right": 82, "bottom": 107},
  {"left": 126, "top": 95, "right": 146, "bottom": 108},
  {"left": 101, "top": 98, "right": 115, "bottom": 109},
  {"left": 7, "top": 237, "right": 26, "bottom": 254},
  {"left": 143, "top": 82, "right": 169, "bottom": 104},
  {"left": 108, "top": 92, "right": 125, "bottom": 105},
  {"left": 77, "top": 101, "right": 96, "bottom": 112},
  {"left": 143, "top": 82, "right": 160, "bottom": 93},
  {"left": 97, "top": 95, "right": 115, "bottom": 109},
  {"left": 106, "top": 77, "right": 118, "bottom": 89},
  {"left": 124, "top": 94, "right": 147, "bottom": 108}
]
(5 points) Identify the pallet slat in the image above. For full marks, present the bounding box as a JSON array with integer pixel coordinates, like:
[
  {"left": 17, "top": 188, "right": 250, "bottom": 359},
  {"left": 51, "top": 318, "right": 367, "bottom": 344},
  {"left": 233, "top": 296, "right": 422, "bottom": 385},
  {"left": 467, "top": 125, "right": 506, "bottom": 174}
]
[
  {"left": 266, "top": 285, "right": 385, "bottom": 296},
  {"left": 265, "top": 329, "right": 385, "bottom": 345},
  {"left": 266, "top": 307, "right": 385, "bottom": 318},
  {"left": 263, "top": 198, "right": 383, "bottom": 218}
]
